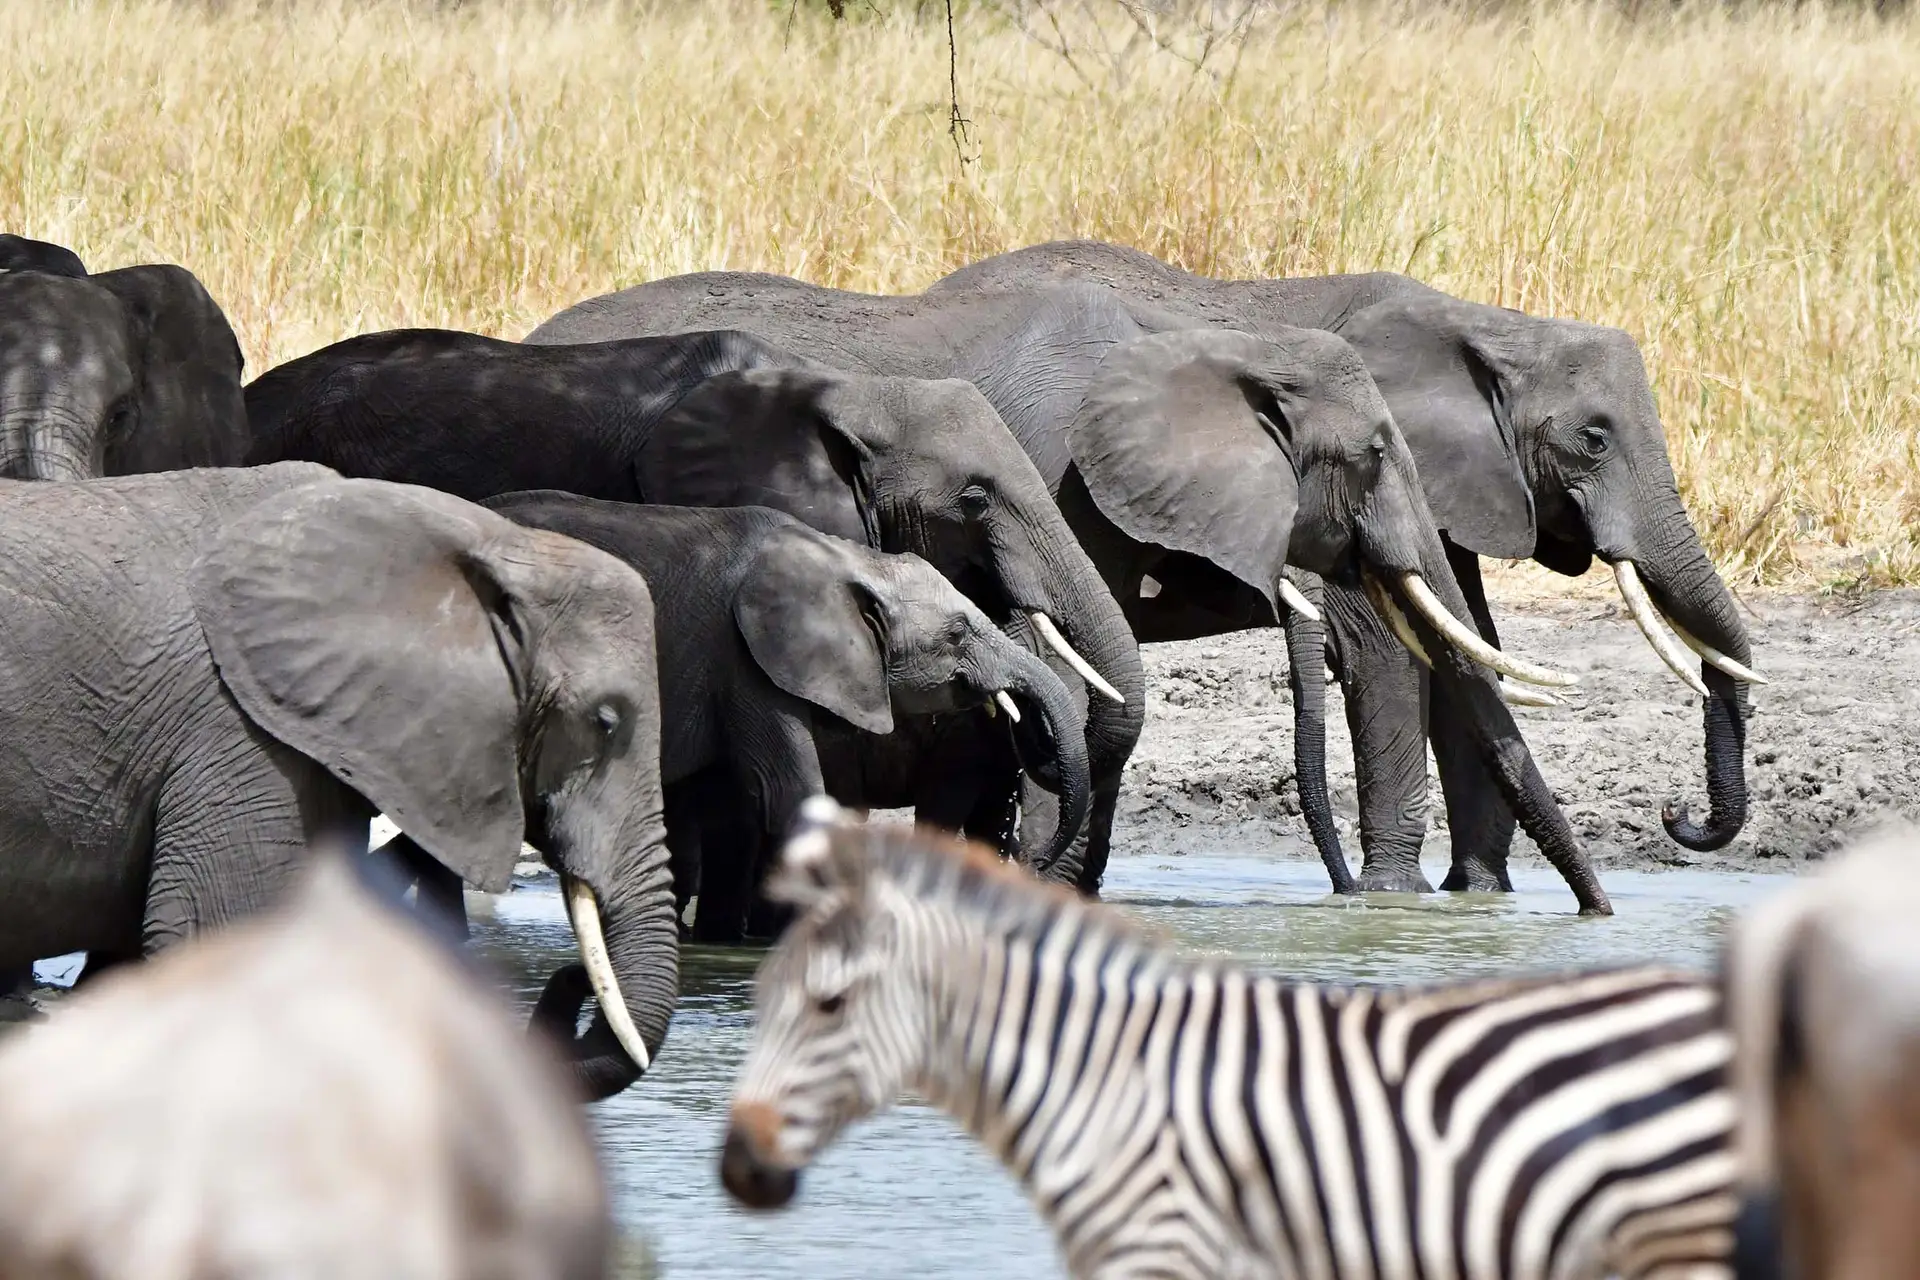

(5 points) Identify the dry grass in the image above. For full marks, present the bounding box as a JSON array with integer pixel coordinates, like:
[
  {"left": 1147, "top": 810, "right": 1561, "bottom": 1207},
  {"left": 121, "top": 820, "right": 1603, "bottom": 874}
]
[{"left": 1, "top": 0, "right": 1914, "bottom": 587}]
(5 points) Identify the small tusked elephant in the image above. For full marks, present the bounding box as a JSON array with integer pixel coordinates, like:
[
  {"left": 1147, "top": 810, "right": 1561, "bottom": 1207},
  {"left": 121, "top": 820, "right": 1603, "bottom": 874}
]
[
  {"left": 485, "top": 497, "right": 1090, "bottom": 942},
  {"left": 245, "top": 325, "right": 1139, "bottom": 888},
  {"left": 0, "top": 241, "right": 248, "bottom": 479},
  {"left": 0, "top": 847, "right": 609, "bottom": 1280},
  {"left": 0, "top": 464, "right": 677, "bottom": 1099}
]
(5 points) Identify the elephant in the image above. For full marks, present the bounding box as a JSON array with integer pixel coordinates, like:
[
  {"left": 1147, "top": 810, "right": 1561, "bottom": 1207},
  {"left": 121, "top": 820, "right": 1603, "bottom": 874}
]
[
  {"left": 482, "top": 495, "right": 1090, "bottom": 942},
  {"left": 1726, "top": 825, "right": 1920, "bottom": 1280},
  {"left": 0, "top": 846, "right": 609, "bottom": 1280},
  {"left": 0, "top": 233, "right": 87, "bottom": 278},
  {"left": 528, "top": 275, "right": 1606, "bottom": 907},
  {"left": 244, "top": 327, "right": 1139, "bottom": 889},
  {"left": 926, "top": 240, "right": 1761, "bottom": 893},
  {"left": 0, "top": 253, "right": 248, "bottom": 479},
  {"left": 0, "top": 464, "right": 676, "bottom": 1100}
]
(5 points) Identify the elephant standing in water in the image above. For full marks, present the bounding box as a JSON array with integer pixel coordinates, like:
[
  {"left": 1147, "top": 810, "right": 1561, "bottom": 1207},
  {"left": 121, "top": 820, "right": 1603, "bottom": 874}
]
[
  {"left": 485, "top": 496, "right": 1090, "bottom": 942},
  {"left": 246, "top": 328, "right": 1137, "bottom": 888},
  {"left": 529, "top": 276, "right": 1606, "bottom": 910},
  {"left": 926, "top": 241, "right": 1761, "bottom": 892},
  {"left": 0, "top": 244, "right": 248, "bottom": 479},
  {"left": 0, "top": 466, "right": 678, "bottom": 1098},
  {"left": 0, "top": 848, "right": 609, "bottom": 1280}
]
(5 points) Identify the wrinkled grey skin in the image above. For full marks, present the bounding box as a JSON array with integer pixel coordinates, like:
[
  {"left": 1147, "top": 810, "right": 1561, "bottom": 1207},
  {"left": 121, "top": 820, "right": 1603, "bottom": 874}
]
[
  {"left": 253, "top": 324, "right": 1138, "bottom": 890},
  {"left": 483, "top": 496, "right": 1090, "bottom": 942},
  {"left": 931, "top": 241, "right": 1753, "bottom": 891},
  {"left": 0, "top": 466, "right": 679, "bottom": 1100},
  {"left": 0, "top": 851, "right": 610, "bottom": 1280},
  {"left": 0, "top": 255, "right": 248, "bottom": 479}
]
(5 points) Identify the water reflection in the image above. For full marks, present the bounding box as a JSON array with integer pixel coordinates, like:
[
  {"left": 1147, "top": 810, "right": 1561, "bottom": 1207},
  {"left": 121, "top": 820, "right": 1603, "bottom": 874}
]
[{"left": 464, "top": 851, "right": 1791, "bottom": 1280}]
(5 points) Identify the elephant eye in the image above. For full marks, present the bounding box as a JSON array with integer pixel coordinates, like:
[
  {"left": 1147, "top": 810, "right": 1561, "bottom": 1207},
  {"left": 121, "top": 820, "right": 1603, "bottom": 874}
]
[
  {"left": 1578, "top": 425, "right": 1610, "bottom": 455},
  {"left": 959, "top": 484, "right": 990, "bottom": 515},
  {"left": 105, "top": 398, "right": 138, "bottom": 439},
  {"left": 595, "top": 703, "right": 622, "bottom": 738}
]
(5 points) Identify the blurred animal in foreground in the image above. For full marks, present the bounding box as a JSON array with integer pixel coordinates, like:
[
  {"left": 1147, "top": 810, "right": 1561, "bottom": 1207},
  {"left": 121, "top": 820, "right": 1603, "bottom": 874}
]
[
  {"left": 721, "top": 800, "right": 1735, "bottom": 1279},
  {"left": 1727, "top": 824, "right": 1920, "bottom": 1280},
  {"left": 0, "top": 847, "right": 609, "bottom": 1280}
]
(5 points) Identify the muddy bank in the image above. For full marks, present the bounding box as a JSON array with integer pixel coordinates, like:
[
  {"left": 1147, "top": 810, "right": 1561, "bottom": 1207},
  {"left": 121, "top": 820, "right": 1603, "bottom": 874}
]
[{"left": 1117, "top": 587, "right": 1920, "bottom": 877}]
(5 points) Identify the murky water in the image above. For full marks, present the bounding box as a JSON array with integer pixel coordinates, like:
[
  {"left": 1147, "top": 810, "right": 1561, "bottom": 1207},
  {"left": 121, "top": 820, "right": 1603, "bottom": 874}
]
[{"left": 457, "top": 849, "right": 1794, "bottom": 1280}]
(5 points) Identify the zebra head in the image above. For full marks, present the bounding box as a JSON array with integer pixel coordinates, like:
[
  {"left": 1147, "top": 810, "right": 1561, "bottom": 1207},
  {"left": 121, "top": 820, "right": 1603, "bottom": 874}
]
[{"left": 720, "top": 799, "right": 931, "bottom": 1211}]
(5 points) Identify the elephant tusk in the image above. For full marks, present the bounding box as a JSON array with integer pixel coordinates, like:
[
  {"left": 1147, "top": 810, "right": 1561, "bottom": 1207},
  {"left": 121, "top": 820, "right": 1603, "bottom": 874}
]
[
  {"left": 1030, "top": 613, "right": 1125, "bottom": 705},
  {"left": 1324, "top": 666, "right": 1337, "bottom": 686},
  {"left": 1277, "top": 579, "right": 1322, "bottom": 623},
  {"left": 562, "top": 875, "right": 651, "bottom": 1074},
  {"left": 993, "top": 690, "right": 1023, "bottom": 722},
  {"left": 1397, "top": 573, "right": 1581, "bottom": 688},
  {"left": 1501, "top": 680, "right": 1565, "bottom": 708},
  {"left": 1612, "top": 561, "right": 1711, "bottom": 698},
  {"left": 1363, "top": 572, "right": 1431, "bottom": 667},
  {"left": 1667, "top": 617, "right": 1768, "bottom": 686}
]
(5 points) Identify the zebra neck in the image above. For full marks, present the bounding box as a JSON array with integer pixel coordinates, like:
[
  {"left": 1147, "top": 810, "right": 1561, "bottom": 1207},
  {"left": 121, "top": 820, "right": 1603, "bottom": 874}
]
[{"left": 909, "top": 901, "right": 1185, "bottom": 1191}]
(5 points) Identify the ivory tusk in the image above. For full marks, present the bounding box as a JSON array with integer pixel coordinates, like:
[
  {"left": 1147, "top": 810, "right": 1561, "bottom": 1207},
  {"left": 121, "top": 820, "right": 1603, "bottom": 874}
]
[
  {"left": 563, "top": 875, "right": 651, "bottom": 1074},
  {"left": 1029, "top": 613, "right": 1125, "bottom": 704},
  {"left": 1668, "top": 618, "right": 1768, "bottom": 685},
  {"left": 1324, "top": 666, "right": 1337, "bottom": 685},
  {"left": 1501, "top": 680, "right": 1565, "bottom": 708},
  {"left": 1277, "top": 579, "right": 1322, "bottom": 623},
  {"left": 1363, "top": 573, "right": 1431, "bottom": 667},
  {"left": 1397, "top": 573, "right": 1580, "bottom": 688},
  {"left": 993, "top": 690, "right": 1023, "bottom": 722},
  {"left": 1612, "top": 561, "right": 1710, "bottom": 698}
]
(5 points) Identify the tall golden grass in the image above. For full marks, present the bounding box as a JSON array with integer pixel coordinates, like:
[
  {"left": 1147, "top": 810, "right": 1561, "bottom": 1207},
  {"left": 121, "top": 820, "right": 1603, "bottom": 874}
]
[{"left": 1, "top": 0, "right": 1914, "bottom": 586}]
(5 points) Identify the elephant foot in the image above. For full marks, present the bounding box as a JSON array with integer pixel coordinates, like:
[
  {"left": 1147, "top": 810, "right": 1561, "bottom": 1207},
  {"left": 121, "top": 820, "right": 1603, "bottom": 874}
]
[
  {"left": 1439, "top": 859, "right": 1514, "bottom": 893},
  {"left": 1356, "top": 861, "right": 1434, "bottom": 894},
  {"left": 744, "top": 898, "right": 795, "bottom": 942}
]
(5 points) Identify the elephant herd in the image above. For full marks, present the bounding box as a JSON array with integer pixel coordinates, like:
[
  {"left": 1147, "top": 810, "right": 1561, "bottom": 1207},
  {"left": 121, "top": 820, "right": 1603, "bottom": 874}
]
[{"left": 0, "top": 228, "right": 1760, "bottom": 1094}]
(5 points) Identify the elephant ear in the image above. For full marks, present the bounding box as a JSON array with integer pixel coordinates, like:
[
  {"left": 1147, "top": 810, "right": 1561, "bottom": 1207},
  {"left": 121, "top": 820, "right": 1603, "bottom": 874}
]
[
  {"left": 92, "top": 264, "right": 250, "bottom": 474},
  {"left": 1067, "top": 328, "right": 1304, "bottom": 615},
  {"left": 1335, "top": 295, "right": 1536, "bottom": 559},
  {"left": 734, "top": 522, "right": 893, "bottom": 735},
  {"left": 637, "top": 367, "right": 878, "bottom": 548},
  {"left": 190, "top": 479, "right": 532, "bottom": 893}
]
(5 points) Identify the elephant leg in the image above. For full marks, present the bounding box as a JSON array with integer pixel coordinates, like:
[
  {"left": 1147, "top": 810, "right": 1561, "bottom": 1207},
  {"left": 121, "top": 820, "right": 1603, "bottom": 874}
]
[
  {"left": 0, "top": 964, "right": 35, "bottom": 1024},
  {"left": 374, "top": 831, "right": 469, "bottom": 939},
  {"left": 1432, "top": 542, "right": 1518, "bottom": 891},
  {"left": 663, "top": 782, "right": 704, "bottom": 936},
  {"left": 143, "top": 740, "right": 367, "bottom": 955},
  {"left": 688, "top": 769, "right": 760, "bottom": 946},
  {"left": 1323, "top": 578, "right": 1434, "bottom": 893}
]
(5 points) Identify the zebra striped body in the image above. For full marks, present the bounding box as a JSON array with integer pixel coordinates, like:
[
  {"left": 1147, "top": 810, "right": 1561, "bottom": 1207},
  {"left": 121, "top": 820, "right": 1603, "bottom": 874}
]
[{"left": 724, "top": 809, "right": 1736, "bottom": 1280}]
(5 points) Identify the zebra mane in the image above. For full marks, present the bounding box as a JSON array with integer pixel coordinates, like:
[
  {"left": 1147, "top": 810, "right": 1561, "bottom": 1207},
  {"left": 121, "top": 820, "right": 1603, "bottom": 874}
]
[{"left": 779, "top": 816, "right": 1157, "bottom": 948}]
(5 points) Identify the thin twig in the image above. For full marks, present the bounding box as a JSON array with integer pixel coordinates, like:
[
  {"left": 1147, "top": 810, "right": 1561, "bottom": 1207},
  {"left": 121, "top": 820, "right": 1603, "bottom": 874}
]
[{"left": 946, "top": 0, "right": 975, "bottom": 165}]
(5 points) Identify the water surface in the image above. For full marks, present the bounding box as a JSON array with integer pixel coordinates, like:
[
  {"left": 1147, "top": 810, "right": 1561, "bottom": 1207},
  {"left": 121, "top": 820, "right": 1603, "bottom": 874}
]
[{"left": 464, "top": 849, "right": 1792, "bottom": 1279}]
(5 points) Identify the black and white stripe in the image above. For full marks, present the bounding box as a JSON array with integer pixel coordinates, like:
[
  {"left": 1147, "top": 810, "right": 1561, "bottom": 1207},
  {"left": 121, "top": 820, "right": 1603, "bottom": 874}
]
[{"left": 734, "top": 821, "right": 1735, "bottom": 1280}]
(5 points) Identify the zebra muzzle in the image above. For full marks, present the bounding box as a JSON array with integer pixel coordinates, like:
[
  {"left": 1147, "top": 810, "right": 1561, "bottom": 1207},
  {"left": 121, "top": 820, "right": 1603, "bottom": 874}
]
[{"left": 720, "top": 1112, "right": 800, "bottom": 1210}]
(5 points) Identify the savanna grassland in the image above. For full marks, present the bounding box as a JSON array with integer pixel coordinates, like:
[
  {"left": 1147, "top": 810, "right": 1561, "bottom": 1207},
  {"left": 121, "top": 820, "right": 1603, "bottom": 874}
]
[{"left": 1, "top": 0, "right": 1915, "bottom": 586}]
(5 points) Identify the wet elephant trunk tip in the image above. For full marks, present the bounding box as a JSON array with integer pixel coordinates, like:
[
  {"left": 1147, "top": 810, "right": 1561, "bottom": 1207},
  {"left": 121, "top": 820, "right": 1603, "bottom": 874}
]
[{"left": 1008, "top": 651, "right": 1093, "bottom": 877}]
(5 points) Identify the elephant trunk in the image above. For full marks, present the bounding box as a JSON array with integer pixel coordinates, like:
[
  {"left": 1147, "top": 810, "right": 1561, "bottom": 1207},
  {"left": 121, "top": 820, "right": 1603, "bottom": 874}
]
[
  {"left": 1377, "top": 556, "right": 1612, "bottom": 915},
  {"left": 1605, "top": 498, "right": 1754, "bottom": 852},
  {"left": 538, "top": 820, "right": 680, "bottom": 1101},
  {"left": 998, "top": 644, "right": 1092, "bottom": 873},
  {"left": 0, "top": 406, "right": 100, "bottom": 480},
  {"left": 1282, "top": 575, "right": 1353, "bottom": 893},
  {"left": 1017, "top": 533, "right": 1145, "bottom": 890}
]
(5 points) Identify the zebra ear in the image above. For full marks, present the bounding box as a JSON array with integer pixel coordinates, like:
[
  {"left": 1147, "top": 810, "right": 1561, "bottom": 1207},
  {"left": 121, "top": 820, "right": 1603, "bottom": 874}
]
[{"left": 770, "top": 799, "right": 872, "bottom": 910}]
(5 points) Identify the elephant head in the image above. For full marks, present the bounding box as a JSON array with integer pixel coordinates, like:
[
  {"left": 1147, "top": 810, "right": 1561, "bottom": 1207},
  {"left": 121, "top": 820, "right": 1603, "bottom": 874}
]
[
  {"left": 637, "top": 366, "right": 1142, "bottom": 880},
  {"left": 733, "top": 525, "right": 1091, "bottom": 862},
  {"left": 0, "top": 263, "right": 247, "bottom": 480},
  {"left": 190, "top": 480, "right": 677, "bottom": 1098},
  {"left": 1336, "top": 297, "right": 1758, "bottom": 851},
  {"left": 1067, "top": 327, "right": 1610, "bottom": 912}
]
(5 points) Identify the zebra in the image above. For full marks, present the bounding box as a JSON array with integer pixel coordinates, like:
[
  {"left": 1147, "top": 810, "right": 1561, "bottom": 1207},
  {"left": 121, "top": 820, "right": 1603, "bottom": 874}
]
[{"left": 720, "top": 798, "right": 1736, "bottom": 1280}]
